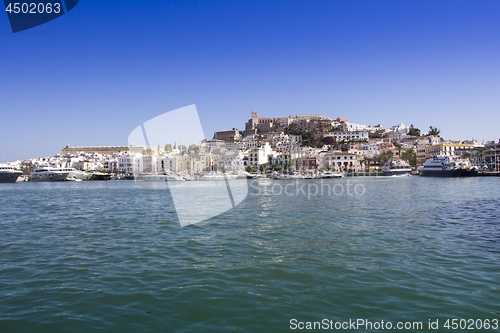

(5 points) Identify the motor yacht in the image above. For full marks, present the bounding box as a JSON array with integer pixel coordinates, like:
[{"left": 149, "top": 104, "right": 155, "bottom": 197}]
[
  {"left": 418, "top": 155, "right": 478, "bottom": 177},
  {"left": 29, "top": 167, "right": 70, "bottom": 181},
  {"left": 382, "top": 160, "right": 412, "bottom": 176},
  {"left": 0, "top": 164, "right": 22, "bottom": 183}
]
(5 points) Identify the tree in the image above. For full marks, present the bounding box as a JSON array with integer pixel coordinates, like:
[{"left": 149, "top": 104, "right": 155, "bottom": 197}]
[
  {"left": 369, "top": 132, "right": 386, "bottom": 139},
  {"left": 428, "top": 126, "right": 440, "bottom": 136},
  {"left": 165, "top": 144, "right": 173, "bottom": 153},
  {"left": 408, "top": 125, "right": 421, "bottom": 137},
  {"left": 188, "top": 144, "right": 199, "bottom": 154},
  {"left": 361, "top": 157, "right": 371, "bottom": 170},
  {"left": 21, "top": 161, "right": 36, "bottom": 175},
  {"left": 401, "top": 149, "right": 417, "bottom": 167},
  {"left": 245, "top": 166, "right": 256, "bottom": 173},
  {"left": 462, "top": 152, "right": 471, "bottom": 160},
  {"left": 178, "top": 145, "right": 187, "bottom": 155},
  {"left": 378, "top": 150, "right": 394, "bottom": 163},
  {"left": 142, "top": 147, "right": 154, "bottom": 156},
  {"left": 259, "top": 164, "right": 266, "bottom": 173},
  {"left": 273, "top": 164, "right": 281, "bottom": 172}
]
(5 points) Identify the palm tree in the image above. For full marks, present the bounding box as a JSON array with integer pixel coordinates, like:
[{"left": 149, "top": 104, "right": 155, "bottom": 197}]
[
  {"left": 379, "top": 150, "right": 394, "bottom": 164},
  {"left": 361, "top": 157, "right": 371, "bottom": 171},
  {"left": 259, "top": 164, "right": 266, "bottom": 174},
  {"left": 284, "top": 161, "right": 290, "bottom": 173}
]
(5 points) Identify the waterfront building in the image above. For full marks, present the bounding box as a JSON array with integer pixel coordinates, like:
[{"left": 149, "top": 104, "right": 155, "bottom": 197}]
[
  {"left": 294, "top": 154, "right": 319, "bottom": 171},
  {"left": 61, "top": 145, "right": 146, "bottom": 155},
  {"left": 117, "top": 153, "right": 142, "bottom": 174},
  {"left": 199, "top": 153, "right": 217, "bottom": 172},
  {"left": 141, "top": 155, "right": 157, "bottom": 173},
  {"left": 326, "top": 152, "right": 361, "bottom": 171},
  {"left": 248, "top": 143, "right": 273, "bottom": 168},
  {"left": 103, "top": 158, "right": 118, "bottom": 172},
  {"left": 424, "top": 143, "right": 477, "bottom": 160},
  {"left": 416, "top": 142, "right": 428, "bottom": 165},
  {"left": 484, "top": 140, "right": 500, "bottom": 171},
  {"left": 268, "top": 153, "right": 291, "bottom": 171},
  {"left": 216, "top": 151, "right": 247, "bottom": 172}
]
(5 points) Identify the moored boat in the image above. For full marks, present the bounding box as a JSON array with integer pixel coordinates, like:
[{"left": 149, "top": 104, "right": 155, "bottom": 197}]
[
  {"left": 86, "top": 170, "right": 111, "bottom": 181},
  {"left": 418, "top": 155, "right": 478, "bottom": 177},
  {"left": 135, "top": 172, "right": 185, "bottom": 182},
  {"left": 62, "top": 168, "right": 92, "bottom": 181},
  {"left": 0, "top": 164, "right": 23, "bottom": 183},
  {"left": 317, "top": 171, "right": 344, "bottom": 179},
  {"left": 197, "top": 172, "right": 238, "bottom": 181},
  {"left": 29, "top": 167, "right": 70, "bottom": 181},
  {"left": 382, "top": 160, "right": 412, "bottom": 176}
]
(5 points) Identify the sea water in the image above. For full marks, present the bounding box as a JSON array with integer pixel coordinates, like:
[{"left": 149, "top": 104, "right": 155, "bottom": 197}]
[{"left": 0, "top": 177, "right": 499, "bottom": 332}]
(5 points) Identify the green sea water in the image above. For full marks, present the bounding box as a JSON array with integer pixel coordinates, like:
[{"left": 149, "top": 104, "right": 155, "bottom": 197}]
[{"left": 0, "top": 177, "right": 499, "bottom": 332}]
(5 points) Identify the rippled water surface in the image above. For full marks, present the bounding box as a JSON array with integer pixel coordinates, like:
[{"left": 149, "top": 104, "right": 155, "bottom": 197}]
[{"left": 1, "top": 177, "right": 499, "bottom": 332}]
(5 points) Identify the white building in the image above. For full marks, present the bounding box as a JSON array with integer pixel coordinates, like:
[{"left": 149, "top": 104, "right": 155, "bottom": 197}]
[
  {"left": 388, "top": 132, "right": 409, "bottom": 141},
  {"left": 248, "top": 143, "right": 273, "bottom": 168},
  {"left": 118, "top": 153, "right": 142, "bottom": 174},
  {"left": 325, "top": 152, "right": 361, "bottom": 171},
  {"left": 337, "top": 122, "right": 369, "bottom": 132},
  {"left": 217, "top": 150, "right": 247, "bottom": 172},
  {"left": 326, "top": 131, "right": 369, "bottom": 142}
]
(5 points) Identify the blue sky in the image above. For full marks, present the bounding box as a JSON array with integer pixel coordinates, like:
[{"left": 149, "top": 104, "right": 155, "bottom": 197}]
[{"left": 1, "top": 0, "right": 499, "bottom": 162}]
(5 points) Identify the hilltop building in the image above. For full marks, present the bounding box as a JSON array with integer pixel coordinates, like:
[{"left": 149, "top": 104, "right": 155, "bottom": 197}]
[
  {"left": 213, "top": 129, "right": 241, "bottom": 142},
  {"left": 243, "top": 110, "right": 275, "bottom": 136}
]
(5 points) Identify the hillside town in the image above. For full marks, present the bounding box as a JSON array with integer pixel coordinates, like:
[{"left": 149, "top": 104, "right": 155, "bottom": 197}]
[{"left": 5, "top": 111, "right": 500, "bottom": 176}]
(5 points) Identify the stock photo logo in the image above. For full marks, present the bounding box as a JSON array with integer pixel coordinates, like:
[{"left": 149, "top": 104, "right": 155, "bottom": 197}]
[
  {"left": 3, "top": 0, "right": 79, "bottom": 33},
  {"left": 128, "top": 105, "right": 249, "bottom": 227}
]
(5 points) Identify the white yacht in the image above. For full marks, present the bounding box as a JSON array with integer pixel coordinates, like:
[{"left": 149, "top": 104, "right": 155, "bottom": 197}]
[
  {"left": 382, "top": 160, "right": 412, "bottom": 176},
  {"left": 135, "top": 172, "right": 185, "bottom": 182},
  {"left": 418, "top": 155, "right": 478, "bottom": 177},
  {"left": 0, "top": 164, "right": 23, "bottom": 183},
  {"left": 272, "top": 173, "right": 304, "bottom": 180},
  {"left": 29, "top": 167, "right": 70, "bottom": 181},
  {"left": 86, "top": 170, "right": 111, "bottom": 181},
  {"left": 197, "top": 173, "right": 238, "bottom": 181},
  {"left": 62, "top": 168, "right": 92, "bottom": 181},
  {"left": 317, "top": 171, "right": 344, "bottom": 179}
]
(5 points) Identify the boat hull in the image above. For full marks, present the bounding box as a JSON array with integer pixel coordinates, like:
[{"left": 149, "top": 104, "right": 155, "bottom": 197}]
[
  {"left": 382, "top": 170, "right": 412, "bottom": 176},
  {"left": 419, "top": 168, "right": 478, "bottom": 177},
  {"left": 0, "top": 172, "right": 22, "bottom": 183},
  {"left": 90, "top": 173, "right": 111, "bottom": 181},
  {"left": 67, "top": 171, "right": 92, "bottom": 181},
  {"left": 29, "top": 172, "right": 69, "bottom": 181}
]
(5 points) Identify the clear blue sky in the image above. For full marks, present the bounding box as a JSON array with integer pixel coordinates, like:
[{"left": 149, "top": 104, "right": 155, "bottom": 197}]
[{"left": 1, "top": 0, "right": 499, "bottom": 162}]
